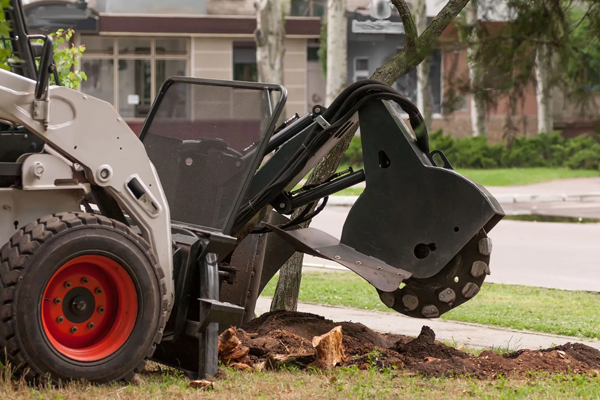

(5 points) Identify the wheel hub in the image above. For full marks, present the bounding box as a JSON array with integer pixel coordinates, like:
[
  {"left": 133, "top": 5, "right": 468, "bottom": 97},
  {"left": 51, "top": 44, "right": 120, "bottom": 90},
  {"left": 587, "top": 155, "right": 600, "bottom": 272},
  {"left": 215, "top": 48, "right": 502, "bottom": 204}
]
[
  {"left": 41, "top": 255, "right": 138, "bottom": 362},
  {"left": 62, "top": 287, "right": 95, "bottom": 323}
]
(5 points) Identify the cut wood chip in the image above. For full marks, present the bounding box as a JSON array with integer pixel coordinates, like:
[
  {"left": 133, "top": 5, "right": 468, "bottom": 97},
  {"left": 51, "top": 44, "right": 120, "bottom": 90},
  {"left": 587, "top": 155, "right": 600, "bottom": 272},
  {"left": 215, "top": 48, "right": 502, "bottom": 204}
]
[
  {"left": 230, "top": 362, "right": 254, "bottom": 371},
  {"left": 189, "top": 380, "right": 214, "bottom": 390},
  {"left": 311, "top": 325, "right": 347, "bottom": 369},
  {"left": 265, "top": 353, "right": 315, "bottom": 370},
  {"left": 218, "top": 327, "right": 250, "bottom": 363}
]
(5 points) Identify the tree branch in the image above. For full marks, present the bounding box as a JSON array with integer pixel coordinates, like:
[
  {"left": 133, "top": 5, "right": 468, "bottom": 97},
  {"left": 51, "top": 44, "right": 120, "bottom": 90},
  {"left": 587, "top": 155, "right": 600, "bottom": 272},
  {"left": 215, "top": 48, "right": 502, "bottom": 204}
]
[
  {"left": 420, "top": 0, "right": 471, "bottom": 41},
  {"left": 373, "top": 0, "right": 471, "bottom": 85},
  {"left": 391, "top": 0, "right": 418, "bottom": 52}
]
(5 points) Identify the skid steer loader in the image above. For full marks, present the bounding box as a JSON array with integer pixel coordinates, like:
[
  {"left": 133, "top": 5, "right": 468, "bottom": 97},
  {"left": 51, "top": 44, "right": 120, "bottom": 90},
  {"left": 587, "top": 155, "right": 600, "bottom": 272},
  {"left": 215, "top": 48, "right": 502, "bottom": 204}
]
[{"left": 0, "top": 0, "right": 503, "bottom": 383}]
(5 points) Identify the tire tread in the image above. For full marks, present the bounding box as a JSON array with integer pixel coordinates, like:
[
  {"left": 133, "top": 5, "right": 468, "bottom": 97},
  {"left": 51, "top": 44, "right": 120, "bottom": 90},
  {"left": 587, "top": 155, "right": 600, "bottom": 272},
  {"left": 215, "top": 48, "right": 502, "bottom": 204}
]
[{"left": 0, "top": 212, "right": 169, "bottom": 382}]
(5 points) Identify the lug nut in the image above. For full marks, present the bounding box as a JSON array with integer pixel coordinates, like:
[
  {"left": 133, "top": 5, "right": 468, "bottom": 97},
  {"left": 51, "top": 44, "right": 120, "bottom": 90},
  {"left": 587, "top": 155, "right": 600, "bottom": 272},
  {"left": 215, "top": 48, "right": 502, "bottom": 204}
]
[
  {"left": 56, "top": 316, "right": 64, "bottom": 323},
  {"left": 98, "top": 306, "right": 105, "bottom": 313},
  {"left": 81, "top": 277, "right": 88, "bottom": 284},
  {"left": 70, "top": 326, "right": 78, "bottom": 334},
  {"left": 64, "top": 282, "right": 72, "bottom": 288},
  {"left": 88, "top": 322, "right": 95, "bottom": 329},
  {"left": 54, "top": 298, "right": 62, "bottom": 304},
  {"left": 95, "top": 288, "right": 102, "bottom": 295}
]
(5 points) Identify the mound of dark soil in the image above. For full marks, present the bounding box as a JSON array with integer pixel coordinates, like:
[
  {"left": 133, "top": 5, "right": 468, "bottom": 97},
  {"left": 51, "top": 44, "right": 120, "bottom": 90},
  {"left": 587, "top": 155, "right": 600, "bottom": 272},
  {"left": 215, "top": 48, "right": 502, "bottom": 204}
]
[{"left": 231, "top": 310, "right": 600, "bottom": 378}]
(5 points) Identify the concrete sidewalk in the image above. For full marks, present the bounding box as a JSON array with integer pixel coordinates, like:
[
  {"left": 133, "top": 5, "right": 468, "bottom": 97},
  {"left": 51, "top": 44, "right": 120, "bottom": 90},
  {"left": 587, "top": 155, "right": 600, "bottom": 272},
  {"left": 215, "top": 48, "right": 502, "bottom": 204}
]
[
  {"left": 256, "top": 297, "right": 600, "bottom": 351},
  {"left": 329, "top": 177, "right": 600, "bottom": 206}
]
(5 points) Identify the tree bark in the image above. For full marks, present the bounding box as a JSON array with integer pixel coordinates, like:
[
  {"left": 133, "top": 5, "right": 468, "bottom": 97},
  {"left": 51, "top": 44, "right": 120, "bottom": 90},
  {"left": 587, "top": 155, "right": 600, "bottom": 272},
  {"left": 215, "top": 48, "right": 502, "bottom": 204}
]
[
  {"left": 270, "top": 0, "right": 347, "bottom": 312},
  {"left": 466, "top": 0, "right": 486, "bottom": 137},
  {"left": 270, "top": 252, "right": 304, "bottom": 311},
  {"left": 536, "top": 41, "right": 553, "bottom": 134},
  {"left": 325, "top": 0, "right": 348, "bottom": 106},
  {"left": 270, "top": 0, "right": 471, "bottom": 312},
  {"left": 415, "top": 0, "right": 432, "bottom": 129},
  {"left": 255, "top": 0, "right": 286, "bottom": 110}
]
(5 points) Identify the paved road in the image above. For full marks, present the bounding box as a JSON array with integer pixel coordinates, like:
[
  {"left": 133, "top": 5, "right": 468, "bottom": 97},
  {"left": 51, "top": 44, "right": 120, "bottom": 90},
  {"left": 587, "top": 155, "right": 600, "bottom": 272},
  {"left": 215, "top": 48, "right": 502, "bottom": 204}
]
[
  {"left": 256, "top": 297, "right": 600, "bottom": 351},
  {"left": 305, "top": 203, "right": 600, "bottom": 292}
]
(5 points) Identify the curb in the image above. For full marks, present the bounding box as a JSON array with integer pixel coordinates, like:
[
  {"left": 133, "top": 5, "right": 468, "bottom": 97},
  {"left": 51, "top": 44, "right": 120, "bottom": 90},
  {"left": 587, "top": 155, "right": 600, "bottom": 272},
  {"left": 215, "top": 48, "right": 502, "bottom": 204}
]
[{"left": 328, "top": 193, "right": 600, "bottom": 207}]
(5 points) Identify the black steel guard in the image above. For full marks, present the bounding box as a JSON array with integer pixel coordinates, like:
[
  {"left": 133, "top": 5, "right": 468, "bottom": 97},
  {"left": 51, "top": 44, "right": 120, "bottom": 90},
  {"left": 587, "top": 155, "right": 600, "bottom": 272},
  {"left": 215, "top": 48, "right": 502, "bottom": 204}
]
[{"left": 340, "top": 100, "right": 504, "bottom": 280}]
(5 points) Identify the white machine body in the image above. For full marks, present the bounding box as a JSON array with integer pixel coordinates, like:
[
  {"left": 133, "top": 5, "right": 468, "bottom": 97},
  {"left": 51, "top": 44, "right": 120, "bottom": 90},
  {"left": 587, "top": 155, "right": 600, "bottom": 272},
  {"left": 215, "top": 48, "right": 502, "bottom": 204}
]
[{"left": 0, "top": 69, "right": 175, "bottom": 304}]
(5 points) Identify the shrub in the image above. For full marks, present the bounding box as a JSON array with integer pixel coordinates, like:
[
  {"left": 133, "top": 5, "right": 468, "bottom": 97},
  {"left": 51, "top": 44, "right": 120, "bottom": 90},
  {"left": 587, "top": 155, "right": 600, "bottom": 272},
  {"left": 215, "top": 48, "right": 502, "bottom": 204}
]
[
  {"left": 341, "top": 135, "right": 363, "bottom": 166},
  {"left": 343, "top": 129, "right": 600, "bottom": 170}
]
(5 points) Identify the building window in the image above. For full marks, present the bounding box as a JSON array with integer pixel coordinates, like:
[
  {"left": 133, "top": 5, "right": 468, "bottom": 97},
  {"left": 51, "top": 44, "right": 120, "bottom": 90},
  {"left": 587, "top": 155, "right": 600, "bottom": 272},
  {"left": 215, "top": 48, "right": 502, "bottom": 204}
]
[
  {"left": 80, "top": 37, "right": 189, "bottom": 119},
  {"left": 394, "top": 50, "right": 443, "bottom": 114},
  {"left": 233, "top": 42, "right": 258, "bottom": 82},
  {"left": 354, "top": 57, "right": 369, "bottom": 81},
  {"left": 291, "top": 0, "right": 326, "bottom": 17}
]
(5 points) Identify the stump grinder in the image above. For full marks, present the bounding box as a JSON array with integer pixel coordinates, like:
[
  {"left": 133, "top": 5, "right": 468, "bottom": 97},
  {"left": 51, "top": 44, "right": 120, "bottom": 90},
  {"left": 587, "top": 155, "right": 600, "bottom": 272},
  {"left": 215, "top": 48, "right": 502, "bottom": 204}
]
[{"left": 0, "top": 0, "right": 503, "bottom": 382}]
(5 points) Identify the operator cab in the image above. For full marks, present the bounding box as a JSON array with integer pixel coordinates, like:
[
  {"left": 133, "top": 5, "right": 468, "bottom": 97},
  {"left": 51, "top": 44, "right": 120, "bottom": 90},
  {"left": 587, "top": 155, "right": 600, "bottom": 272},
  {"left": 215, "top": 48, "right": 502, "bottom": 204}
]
[{"left": 139, "top": 77, "right": 286, "bottom": 235}]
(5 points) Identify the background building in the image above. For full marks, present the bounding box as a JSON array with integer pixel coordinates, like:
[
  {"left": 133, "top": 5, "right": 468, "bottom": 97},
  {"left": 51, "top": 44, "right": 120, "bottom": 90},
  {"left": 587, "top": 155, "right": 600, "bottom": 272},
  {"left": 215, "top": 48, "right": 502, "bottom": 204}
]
[
  {"left": 21, "top": 0, "right": 599, "bottom": 139},
  {"left": 23, "top": 0, "right": 320, "bottom": 133}
]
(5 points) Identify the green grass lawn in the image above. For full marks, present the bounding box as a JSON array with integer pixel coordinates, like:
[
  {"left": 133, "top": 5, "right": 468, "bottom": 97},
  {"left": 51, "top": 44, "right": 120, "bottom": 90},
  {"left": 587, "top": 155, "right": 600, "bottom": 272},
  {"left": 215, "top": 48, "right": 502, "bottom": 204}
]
[
  {"left": 262, "top": 271, "right": 600, "bottom": 340},
  {"left": 8, "top": 366, "right": 600, "bottom": 399},
  {"left": 458, "top": 167, "right": 600, "bottom": 186},
  {"left": 331, "top": 168, "right": 600, "bottom": 196}
]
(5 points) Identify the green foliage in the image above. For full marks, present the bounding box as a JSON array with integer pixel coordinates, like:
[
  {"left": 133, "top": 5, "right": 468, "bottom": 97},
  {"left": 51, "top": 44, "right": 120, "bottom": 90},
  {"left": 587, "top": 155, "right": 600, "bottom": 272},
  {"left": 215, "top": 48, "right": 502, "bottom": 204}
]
[
  {"left": 0, "top": 0, "right": 11, "bottom": 70},
  {"left": 0, "top": 0, "right": 10, "bottom": 33},
  {"left": 0, "top": 1, "right": 86, "bottom": 89},
  {"left": 343, "top": 130, "right": 600, "bottom": 171},
  {"left": 49, "top": 29, "right": 87, "bottom": 89},
  {"left": 341, "top": 135, "right": 362, "bottom": 166},
  {"left": 449, "top": 1, "right": 600, "bottom": 120}
]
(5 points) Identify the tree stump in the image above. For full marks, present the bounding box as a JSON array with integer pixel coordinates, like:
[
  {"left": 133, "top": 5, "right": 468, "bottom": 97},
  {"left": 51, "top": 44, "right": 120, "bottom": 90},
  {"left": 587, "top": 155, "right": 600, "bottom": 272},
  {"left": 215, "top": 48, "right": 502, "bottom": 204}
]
[{"left": 311, "top": 326, "right": 347, "bottom": 369}]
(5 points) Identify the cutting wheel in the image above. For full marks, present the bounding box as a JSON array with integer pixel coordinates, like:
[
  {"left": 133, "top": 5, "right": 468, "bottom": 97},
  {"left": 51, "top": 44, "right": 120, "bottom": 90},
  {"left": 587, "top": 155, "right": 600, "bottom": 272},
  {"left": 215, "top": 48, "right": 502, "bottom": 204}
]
[{"left": 378, "top": 230, "right": 492, "bottom": 319}]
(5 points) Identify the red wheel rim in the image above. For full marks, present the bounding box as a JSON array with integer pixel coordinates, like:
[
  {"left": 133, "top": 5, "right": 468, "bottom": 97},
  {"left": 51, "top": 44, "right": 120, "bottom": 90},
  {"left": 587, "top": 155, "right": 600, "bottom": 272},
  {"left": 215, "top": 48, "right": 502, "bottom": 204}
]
[{"left": 41, "top": 255, "right": 138, "bottom": 362}]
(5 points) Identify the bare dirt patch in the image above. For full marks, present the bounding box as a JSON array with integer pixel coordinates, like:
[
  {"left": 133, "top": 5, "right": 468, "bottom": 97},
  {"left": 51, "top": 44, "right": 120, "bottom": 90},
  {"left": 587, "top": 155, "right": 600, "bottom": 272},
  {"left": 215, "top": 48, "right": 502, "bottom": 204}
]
[{"left": 221, "top": 311, "right": 600, "bottom": 378}]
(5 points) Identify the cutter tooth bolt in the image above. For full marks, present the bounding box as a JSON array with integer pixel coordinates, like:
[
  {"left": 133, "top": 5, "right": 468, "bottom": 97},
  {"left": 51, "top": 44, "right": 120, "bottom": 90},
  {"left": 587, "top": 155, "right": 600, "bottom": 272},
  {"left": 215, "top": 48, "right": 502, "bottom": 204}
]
[
  {"left": 98, "top": 306, "right": 105, "bottom": 313},
  {"left": 54, "top": 298, "right": 61, "bottom": 304},
  {"left": 470, "top": 261, "right": 489, "bottom": 279},
  {"left": 95, "top": 288, "right": 102, "bottom": 295},
  {"left": 438, "top": 288, "right": 456, "bottom": 304},
  {"left": 421, "top": 305, "right": 440, "bottom": 318},
  {"left": 56, "top": 316, "right": 64, "bottom": 323},
  {"left": 379, "top": 292, "right": 395, "bottom": 308},
  {"left": 402, "top": 294, "right": 419, "bottom": 311},
  {"left": 478, "top": 238, "right": 492, "bottom": 256},
  {"left": 64, "top": 281, "right": 72, "bottom": 288},
  {"left": 88, "top": 322, "right": 95, "bottom": 329},
  {"left": 81, "top": 277, "right": 88, "bottom": 284},
  {"left": 70, "top": 326, "right": 78, "bottom": 334},
  {"left": 462, "top": 282, "right": 480, "bottom": 299}
]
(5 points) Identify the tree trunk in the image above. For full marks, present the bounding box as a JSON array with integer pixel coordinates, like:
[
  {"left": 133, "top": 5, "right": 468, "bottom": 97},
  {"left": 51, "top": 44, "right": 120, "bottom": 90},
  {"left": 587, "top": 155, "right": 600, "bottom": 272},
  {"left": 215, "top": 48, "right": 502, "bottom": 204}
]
[
  {"left": 270, "top": 0, "right": 471, "bottom": 312},
  {"left": 270, "top": 0, "right": 347, "bottom": 312},
  {"left": 415, "top": 0, "right": 432, "bottom": 129},
  {"left": 325, "top": 0, "right": 348, "bottom": 106},
  {"left": 466, "top": 0, "right": 485, "bottom": 137},
  {"left": 255, "top": 0, "right": 286, "bottom": 98},
  {"left": 536, "top": 42, "right": 553, "bottom": 134},
  {"left": 270, "top": 252, "right": 304, "bottom": 311}
]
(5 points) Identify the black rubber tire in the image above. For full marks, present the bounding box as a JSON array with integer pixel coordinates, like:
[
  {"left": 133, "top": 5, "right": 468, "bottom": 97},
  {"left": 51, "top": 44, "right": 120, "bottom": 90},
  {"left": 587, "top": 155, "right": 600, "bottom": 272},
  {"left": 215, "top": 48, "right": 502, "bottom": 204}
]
[{"left": 0, "top": 212, "right": 168, "bottom": 383}]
